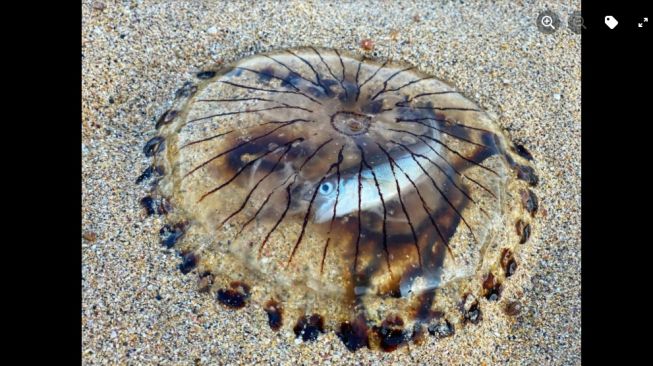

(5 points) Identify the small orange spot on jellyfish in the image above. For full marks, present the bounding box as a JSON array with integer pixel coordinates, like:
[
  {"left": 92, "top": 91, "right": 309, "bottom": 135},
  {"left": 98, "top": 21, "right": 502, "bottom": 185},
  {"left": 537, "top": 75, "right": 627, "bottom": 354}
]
[{"left": 360, "top": 39, "right": 374, "bottom": 51}]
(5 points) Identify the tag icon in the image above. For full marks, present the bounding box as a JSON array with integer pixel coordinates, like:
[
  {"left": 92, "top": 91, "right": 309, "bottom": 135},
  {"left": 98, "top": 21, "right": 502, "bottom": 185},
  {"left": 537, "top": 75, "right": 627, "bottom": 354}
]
[{"left": 605, "top": 15, "right": 618, "bottom": 29}]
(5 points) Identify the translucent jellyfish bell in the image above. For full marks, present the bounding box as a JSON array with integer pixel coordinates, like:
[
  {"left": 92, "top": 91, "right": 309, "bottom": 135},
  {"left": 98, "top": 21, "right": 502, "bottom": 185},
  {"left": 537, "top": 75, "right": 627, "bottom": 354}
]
[{"left": 139, "top": 48, "right": 539, "bottom": 352}]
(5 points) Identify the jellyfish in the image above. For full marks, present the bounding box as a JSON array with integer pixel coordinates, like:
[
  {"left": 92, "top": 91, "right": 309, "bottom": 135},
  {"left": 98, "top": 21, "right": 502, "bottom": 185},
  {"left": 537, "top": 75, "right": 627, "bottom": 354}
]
[{"left": 138, "top": 48, "right": 538, "bottom": 352}]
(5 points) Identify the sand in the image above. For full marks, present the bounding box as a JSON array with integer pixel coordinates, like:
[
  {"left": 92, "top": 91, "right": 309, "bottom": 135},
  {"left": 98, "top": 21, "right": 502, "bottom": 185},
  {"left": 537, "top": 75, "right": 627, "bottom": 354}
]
[{"left": 82, "top": 1, "right": 581, "bottom": 365}]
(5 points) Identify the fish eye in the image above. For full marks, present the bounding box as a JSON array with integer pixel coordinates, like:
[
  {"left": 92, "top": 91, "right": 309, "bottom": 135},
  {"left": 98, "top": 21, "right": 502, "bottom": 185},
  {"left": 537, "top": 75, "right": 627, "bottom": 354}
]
[{"left": 319, "top": 181, "right": 334, "bottom": 195}]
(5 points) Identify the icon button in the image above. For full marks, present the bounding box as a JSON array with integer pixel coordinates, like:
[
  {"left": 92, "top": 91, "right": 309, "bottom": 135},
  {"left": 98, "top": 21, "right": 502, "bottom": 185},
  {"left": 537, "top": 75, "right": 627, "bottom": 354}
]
[
  {"left": 605, "top": 15, "right": 618, "bottom": 29},
  {"left": 536, "top": 10, "right": 561, "bottom": 34},
  {"left": 568, "top": 11, "right": 585, "bottom": 34}
]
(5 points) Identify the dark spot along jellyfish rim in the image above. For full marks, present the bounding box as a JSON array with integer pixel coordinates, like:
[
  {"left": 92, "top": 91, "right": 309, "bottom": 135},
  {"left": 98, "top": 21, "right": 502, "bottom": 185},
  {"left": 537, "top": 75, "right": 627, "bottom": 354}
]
[
  {"left": 516, "top": 219, "right": 531, "bottom": 244},
  {"left": 512, "top": 143, "right": 534, "bottom": 161},
  {"left": 143, "top": 136, "right": 164, "bottom": 157},
  {"left": 159, "top": 222, "right": 187, "bottom": 249},
  {"left": 139, "top": 47, "right": 539, "bottom": 352},
  {"left": 482, "top": 273, "right": 503, "bottom": 301},
  {"left": 337, "top": 316, "right": 370, "bottom": 351},
  {"left": 461, "top": 295, "right": 482, "bottom": 325},
  {"left": 293, "top": 314, "right": 325, "bottom": 342},
  {"left": 156, "top": 110, "right": 178, "bottom": 129},
  {"left": 264, "top": 300, "right": 284, "bottom": 331},
  {"left": 427, "top": 317, "right": 455, "bottom": 338},
  {"left": 196, "top": 70, "right": 217, "bottom": 80},
  {"left": 135, "top": 165, "right": 164, "bottom": 184},
  {"left": 216, "top": 281, "right": 251, "bottom": 309},
  {"left": 373, "top": 316, "right": 408, "bottom": 352},
  {"left": 140, "top": 196, "right": 170, "bottom": 216},
  {"left": 521, "top": 188, "right": 539, "bottom": 216},
  {"left": 500, "top": 249, "right": 518, "bottom": 277},
  {"left": 178, "top": 252, "right": 198, "bottom": 275}
]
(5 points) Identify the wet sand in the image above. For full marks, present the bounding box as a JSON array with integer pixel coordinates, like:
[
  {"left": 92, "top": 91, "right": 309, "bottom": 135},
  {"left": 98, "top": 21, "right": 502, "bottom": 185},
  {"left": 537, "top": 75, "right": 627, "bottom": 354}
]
[{"left": 82, "top": 1, "right": 581, "bottom": 364}]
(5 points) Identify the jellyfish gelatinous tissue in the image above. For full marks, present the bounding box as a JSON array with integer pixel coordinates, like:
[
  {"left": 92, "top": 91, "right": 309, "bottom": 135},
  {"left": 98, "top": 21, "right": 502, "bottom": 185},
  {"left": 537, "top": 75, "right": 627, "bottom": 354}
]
[{"left": 138, "top": 48, "right": 538, "bottom": 352}]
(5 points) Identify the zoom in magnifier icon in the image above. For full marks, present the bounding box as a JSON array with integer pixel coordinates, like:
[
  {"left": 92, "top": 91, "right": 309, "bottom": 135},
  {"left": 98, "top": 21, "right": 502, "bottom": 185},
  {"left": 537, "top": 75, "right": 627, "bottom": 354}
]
[
  {"left": 542, "top": 16, "right": 555, "bottom": 29},
  {"left": 536, "top": 10, "right": 560, "bottom": 34}
]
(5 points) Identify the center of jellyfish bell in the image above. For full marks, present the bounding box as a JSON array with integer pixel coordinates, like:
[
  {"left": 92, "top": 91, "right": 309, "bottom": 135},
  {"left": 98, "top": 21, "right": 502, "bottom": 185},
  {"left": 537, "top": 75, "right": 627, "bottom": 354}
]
[{"left": 330, "top": 111, "right": 371, "bottom": 136}]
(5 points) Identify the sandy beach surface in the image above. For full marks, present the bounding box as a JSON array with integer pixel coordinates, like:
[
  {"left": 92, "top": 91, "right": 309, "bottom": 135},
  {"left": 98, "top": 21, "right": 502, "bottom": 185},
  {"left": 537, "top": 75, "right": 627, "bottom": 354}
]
[{"left": 82, "top": 1, "right": 581, "bottom": 364}]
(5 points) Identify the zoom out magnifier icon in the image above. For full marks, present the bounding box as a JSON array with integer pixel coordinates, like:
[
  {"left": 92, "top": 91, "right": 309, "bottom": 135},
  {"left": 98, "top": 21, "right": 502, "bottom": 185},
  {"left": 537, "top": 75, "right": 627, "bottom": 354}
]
[{"left": 568, "top": 11, "right": 585, "bottom": 34}]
